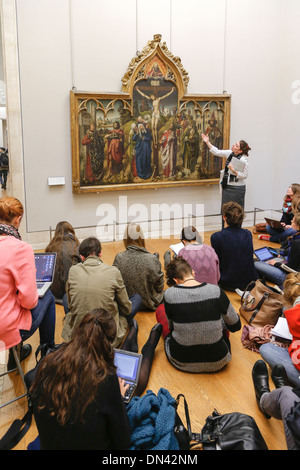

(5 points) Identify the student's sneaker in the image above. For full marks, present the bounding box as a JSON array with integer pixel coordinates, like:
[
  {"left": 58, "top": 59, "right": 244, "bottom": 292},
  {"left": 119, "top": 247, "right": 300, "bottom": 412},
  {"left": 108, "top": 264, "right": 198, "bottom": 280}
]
[
  {"left": 235, "top": 288, "right": 244, "bottom": 297},
  {"left": 258, "top": 234, "right": 271, "bottom": 241}
]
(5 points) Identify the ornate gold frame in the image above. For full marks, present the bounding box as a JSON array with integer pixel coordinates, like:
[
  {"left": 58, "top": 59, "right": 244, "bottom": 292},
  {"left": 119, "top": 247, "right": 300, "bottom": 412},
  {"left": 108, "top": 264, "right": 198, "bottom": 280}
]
[{"left": 70, "top": 34, "right": 231, "bottom": 193}]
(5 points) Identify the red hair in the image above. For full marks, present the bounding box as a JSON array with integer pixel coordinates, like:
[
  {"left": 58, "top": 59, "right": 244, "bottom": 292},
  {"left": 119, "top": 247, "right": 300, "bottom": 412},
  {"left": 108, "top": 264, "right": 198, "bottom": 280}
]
[{"left": 0, "top": 197, "right": 24, "bottom": 223}]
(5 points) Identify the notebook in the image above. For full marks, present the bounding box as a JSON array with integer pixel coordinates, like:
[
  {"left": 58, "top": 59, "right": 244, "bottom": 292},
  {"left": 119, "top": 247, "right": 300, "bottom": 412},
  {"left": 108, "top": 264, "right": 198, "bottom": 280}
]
[
  {"left": 264, "top": 217, "right": 284, "bottom": 231},
  {"left": 114, "top": 349, "right": 143, "bottom": 403},
  {"left": 169, "top": 242, "right": 184, "bottom": 255},
  {"left": 229, "top": 156, "right": 246, "bottom": 173},
  {"left": 271, "top": 317, "right": 292, "bottom": 341},
  {"left": 34, "top": 252, "right": 57, "bottom": 297},
  {"left": 254, "top": 246, "right": 278, "bottom": 262}
]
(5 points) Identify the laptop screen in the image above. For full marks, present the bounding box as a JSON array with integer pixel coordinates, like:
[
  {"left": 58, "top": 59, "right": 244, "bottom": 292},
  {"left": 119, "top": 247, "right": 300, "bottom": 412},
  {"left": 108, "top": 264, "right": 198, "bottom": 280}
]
[
  {"left": 35, "top": 253, "right": 56, "bottom": 282},
  {"left": 254, "top": 247, "right": 274, "bottom": 262},
  {"left": 114, "top": 351, "right": 141, "bottom": 382}
]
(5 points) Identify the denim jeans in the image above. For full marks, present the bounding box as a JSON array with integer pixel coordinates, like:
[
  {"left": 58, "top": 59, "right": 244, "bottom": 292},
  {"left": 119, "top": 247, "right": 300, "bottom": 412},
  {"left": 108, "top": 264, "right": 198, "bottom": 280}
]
[
  {"left": 20, "top": 289, "right": 56, "bottom": 346},
  {"left": 125, "top": 294, "right": 143, "bottom": 324},
  {"left": 254, "top": 261, "right": 286, "bottom": 289},
  {"left": 259, "top": 343, "right": 300, "bottom": 387},
  {"left": 266, "top": 224, "right": 296, "bottom": 243}
]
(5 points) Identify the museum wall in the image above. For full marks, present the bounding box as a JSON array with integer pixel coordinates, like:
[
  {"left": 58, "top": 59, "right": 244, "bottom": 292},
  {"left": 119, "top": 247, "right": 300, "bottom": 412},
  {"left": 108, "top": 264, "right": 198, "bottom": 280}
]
[{"left": 8, "top": 0, "right": 300, "bottom": 244}]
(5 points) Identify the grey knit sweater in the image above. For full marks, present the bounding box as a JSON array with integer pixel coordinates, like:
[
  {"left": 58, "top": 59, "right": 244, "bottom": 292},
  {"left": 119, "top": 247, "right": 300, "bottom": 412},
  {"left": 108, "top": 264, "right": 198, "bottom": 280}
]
[
  {"left": 164, "top": 283, "right": 241, "bottom": 373},
  {"left": 113, "top": 245, "right": 164, "bottom": 311}
]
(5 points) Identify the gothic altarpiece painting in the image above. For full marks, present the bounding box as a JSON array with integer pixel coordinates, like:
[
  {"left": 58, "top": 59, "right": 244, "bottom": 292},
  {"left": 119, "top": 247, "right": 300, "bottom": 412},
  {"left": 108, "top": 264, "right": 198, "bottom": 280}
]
[{"left": 70, "top": 35, "right": 231, "bottom": 193}]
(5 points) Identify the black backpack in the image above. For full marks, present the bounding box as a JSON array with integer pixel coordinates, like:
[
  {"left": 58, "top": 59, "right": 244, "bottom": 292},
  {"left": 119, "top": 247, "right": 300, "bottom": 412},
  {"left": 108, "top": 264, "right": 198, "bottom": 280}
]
[{"left": 1, "top": 152, "right": 8, "bottom": 167}]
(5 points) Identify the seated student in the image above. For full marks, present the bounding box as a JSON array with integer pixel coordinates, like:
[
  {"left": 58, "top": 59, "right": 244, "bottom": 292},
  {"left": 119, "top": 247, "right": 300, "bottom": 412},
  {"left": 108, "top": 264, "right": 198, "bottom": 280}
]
[
  {"left": 258, "top": 272, "right": 300, "bottom": 387},
  {"left": 61, "top": 236, "right": 142, "bottom": 349},
  {"left": 260, "top": 183, "right": 300, "bottom": 243},
  {"left": 292, "top": 195, "right": 300, "bottom": 215},
  {"left": 45, "top": 221, "right": 81, "bottom": 302},
  {"left": 30, "top": 308, "right": 163, "bottom": 450},
  {"left": 210, "top": 201, "right": 258, "bottom": 291},
  {"left": 177, "top": 225, "right": 220, "bottom": 285},
  {"left": 252, "top": 360, "right": 300, "bottom": 450},
  {"left": 156, "top": 257, "right": 241, "bottom": 373},
  {"left": 0, "top": 197, "right": 56, "bottom": 367},
  {"left": 255, "top": 213, "right": 300, "bottom": 288},
  {"left": 113, "top": 223, "right": 164, "bottom": 311}
]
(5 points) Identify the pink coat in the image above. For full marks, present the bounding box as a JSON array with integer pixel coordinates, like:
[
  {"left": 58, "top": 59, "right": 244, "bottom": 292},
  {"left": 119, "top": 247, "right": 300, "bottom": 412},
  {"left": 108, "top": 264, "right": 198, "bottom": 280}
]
[{"left": 0, "top": 236, "right": 38, "bottom": 350}]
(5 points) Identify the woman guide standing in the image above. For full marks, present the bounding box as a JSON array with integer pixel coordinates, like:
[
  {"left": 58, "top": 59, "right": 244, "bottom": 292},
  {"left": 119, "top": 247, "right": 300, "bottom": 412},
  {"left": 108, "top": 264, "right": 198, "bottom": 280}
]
[{"left": 201, "top": 133, "right": 251, "bottom": 217}]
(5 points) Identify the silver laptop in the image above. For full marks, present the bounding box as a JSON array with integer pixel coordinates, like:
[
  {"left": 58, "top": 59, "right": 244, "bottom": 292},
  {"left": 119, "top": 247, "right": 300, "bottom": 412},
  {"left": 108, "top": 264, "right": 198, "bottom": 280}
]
[
  {"left": 114, "top": 349, "right": 143, "bottom": 403},
  {"left": 34, "top": 252, "right": 57, "bottom": 297}
]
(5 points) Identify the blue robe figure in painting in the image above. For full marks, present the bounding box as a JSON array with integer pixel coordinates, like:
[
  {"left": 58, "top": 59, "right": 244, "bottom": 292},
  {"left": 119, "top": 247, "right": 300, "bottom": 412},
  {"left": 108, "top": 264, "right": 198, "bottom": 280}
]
[{"left": 132, "top": 122, "right": 153, "bottom": 180}]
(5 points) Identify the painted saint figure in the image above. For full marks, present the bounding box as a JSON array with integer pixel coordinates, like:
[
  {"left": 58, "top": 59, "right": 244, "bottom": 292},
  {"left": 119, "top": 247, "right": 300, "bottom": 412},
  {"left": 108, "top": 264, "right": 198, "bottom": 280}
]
[
  {"left": 202, "top": 112, "right": 223, "bottom": 176},
  {"left": 82, "top": 124, "right": 105, "bottom": 183},
  {"left": 105, "top": 122, "right": 125, "bottom": 175},
  {"left": 132, "top": 123, "right": 152, "bottom": 180},
  {"left": 128, "top": 123, "right": 137, "bottom": 177},
  {"left": 181, "top": 123, "right": 199, "bottom": 173},
  {"left": 160, "top": 125, "right": 177, "bottom": 177},
  {"left": 135, "top": 86, "right": 176, "bottom": 146}
]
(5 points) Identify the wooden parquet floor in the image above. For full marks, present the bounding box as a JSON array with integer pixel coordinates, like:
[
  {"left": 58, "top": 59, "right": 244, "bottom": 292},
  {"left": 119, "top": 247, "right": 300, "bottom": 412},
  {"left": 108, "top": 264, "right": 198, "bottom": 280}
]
[{"left": 0, "top": 228, "right": 287, "bottom": 450}]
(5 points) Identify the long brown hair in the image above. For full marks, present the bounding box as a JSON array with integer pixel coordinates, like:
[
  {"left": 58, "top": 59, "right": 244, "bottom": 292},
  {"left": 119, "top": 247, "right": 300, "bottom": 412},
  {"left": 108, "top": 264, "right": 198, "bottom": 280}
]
[
  {"left": 30, "top": 309, "right": 117, "bottom": 426},
  {"left": 46, "top": 221, "right": 79, "bottom": 252},
  {"left": 292, "top": 195, "right": 300, "bottom": 215},
  {"left": 46, "top": 221, "right": 79, "bottom": 278},
  {"left": 285, "top": 184, "right": 300, "bottom": 203},
  {"left": 123, "top": 222, "right": 145, "bottom": 249}
]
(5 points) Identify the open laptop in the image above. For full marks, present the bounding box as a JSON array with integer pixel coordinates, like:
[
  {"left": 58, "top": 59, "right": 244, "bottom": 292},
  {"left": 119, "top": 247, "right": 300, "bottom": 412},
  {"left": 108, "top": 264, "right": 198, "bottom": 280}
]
[
  {"left": 264, "top": 217, "right": 284, "bottom": 231},
  {"left": 114, "top": 349, "right": 143, "bottom": 403},
  {"left": 34, "top": 252, "right": 57, "bottom": 297},
  {"left": 254, "top": 246, "right": 278, "bottom": 262}
]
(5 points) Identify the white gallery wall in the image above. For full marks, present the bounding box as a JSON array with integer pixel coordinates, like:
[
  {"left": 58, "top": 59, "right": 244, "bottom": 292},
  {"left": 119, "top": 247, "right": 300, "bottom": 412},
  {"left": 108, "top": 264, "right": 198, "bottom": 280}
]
[{"left": 6, "top": 0, "right": 300, "bottom": 241}]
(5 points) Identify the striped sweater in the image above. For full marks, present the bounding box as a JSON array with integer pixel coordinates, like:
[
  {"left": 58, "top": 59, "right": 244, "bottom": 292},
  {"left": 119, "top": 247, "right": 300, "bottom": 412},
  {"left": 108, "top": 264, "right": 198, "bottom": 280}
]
[{"left": 164, "top": 283, "right": 241, "bottom": 373}]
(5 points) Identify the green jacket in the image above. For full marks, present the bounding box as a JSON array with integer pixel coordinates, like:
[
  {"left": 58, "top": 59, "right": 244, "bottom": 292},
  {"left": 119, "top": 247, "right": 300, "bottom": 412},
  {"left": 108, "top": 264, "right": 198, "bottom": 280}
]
[{"left": 62, "top": 255, "right": 131, "bottom": 347}]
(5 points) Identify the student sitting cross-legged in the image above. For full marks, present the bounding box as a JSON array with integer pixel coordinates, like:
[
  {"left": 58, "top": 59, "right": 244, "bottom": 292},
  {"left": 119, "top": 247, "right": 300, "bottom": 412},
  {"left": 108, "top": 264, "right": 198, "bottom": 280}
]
[{"left": 156, "top": 256, "right": 241, "bottom": 373}]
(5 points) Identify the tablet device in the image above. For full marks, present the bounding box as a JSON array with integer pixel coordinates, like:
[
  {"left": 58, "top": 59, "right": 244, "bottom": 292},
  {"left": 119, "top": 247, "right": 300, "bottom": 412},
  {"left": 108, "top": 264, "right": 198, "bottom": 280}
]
[
  {"left": 254, "top": 246, "right": 277, "bottom": 262},
  {"left": 114, "top": 349, "right": 143, "bottom": 403}
]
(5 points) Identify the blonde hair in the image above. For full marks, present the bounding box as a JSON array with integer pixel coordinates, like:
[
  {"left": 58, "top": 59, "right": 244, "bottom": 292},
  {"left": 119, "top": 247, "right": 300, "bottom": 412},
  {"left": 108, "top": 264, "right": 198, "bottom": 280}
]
[
  {"left": 123, "top": 223, "right": 145, "bottom": 249},
  {"left": 283, "top": 272, "right": 300, "bottom": 306},
  {"left": 0, "top": 197, "right": 24, "bottom": 223},
  {"left": 292, "top": 195, "right": 300, "bottom": 215},
  {"left": 293, "top": 212, "right": 300, "bottom": 230}
]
